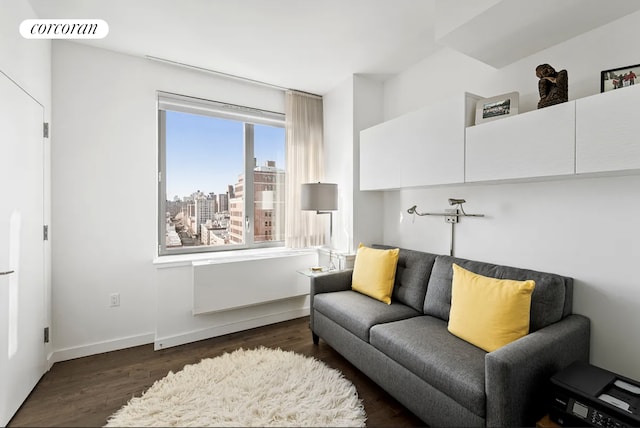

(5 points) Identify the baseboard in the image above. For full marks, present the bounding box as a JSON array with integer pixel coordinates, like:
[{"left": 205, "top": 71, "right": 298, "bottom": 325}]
[
  {"left": 154, "top": 307, "right": 310, "bottom": 350},
  {"left": 46, "top": 351, "right": 55, "bottom": 370},
  {"left": 49, "top": 332, "right": 155, "bottom": 365},
  {"left": 47, "top": 308, "right": 310, "bottom": 364}
]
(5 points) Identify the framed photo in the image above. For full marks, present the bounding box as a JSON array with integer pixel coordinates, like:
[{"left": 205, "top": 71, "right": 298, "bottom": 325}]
[
  {"left": 474, "top": 92, "right": 519, "bottom": 125},
  {"left": 601, "top": 64, "right": 639, "bottom": 92}
]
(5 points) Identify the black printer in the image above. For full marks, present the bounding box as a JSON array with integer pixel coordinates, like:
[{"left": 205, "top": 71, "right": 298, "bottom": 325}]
[{"left": 550, "top": 361, "right": 640, "bottom": 427}]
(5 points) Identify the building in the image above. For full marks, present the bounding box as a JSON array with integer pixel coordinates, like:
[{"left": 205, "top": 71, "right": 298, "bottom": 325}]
[
  {"left": 229, "top": 175, "right": 244, "bottom": 244},
  {"left": 194, "top": 192, "right": 217, "bottom": 233},
  {"left": 229, "top": 160, "right": 285, "bottom": 244},
  {"left": 217, "top": 193, "right": 229, "bottom": 213},
  {"left": 253, "top": 160, "right": 285, "bottom": 242},
  {"left": 200, "top": 220, "right": 228, "bottom": 245}
]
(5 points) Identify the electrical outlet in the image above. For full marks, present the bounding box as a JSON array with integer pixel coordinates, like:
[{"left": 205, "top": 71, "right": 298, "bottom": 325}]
[
  {"left": 110, "top": 293, "right": 120, "bottom": 307},
  {"left": 445, "top": 208, "right": 459, "bottom": 224}
]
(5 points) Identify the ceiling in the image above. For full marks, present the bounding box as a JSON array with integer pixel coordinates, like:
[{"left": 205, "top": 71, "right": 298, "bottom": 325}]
[
  {"left": 26, "top": 0, "right": 640, "bottom": 95},
  {"left": 27, "top": 0, "right": 438, "bottom": 94}
]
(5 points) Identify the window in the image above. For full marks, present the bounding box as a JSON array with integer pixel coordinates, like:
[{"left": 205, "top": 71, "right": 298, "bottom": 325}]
[{"left": 158, "top": 92, "right": 286, "bottom": 255}]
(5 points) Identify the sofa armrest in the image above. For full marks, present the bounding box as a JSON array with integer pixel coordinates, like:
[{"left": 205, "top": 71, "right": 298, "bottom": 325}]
[
  {"left": 485, "top": 314, "right": 590, "bottom": 427},
  {"left": 310, "top": 269, "right": 353, "bottom": 295},
  {"left": 309, "top": 269, "right": 353, "bottom": 331}
]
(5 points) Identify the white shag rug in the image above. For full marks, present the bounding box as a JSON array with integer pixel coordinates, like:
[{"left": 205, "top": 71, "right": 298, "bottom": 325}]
[{"left": 104, "top": 347, "right": 366, "bottom": 427}]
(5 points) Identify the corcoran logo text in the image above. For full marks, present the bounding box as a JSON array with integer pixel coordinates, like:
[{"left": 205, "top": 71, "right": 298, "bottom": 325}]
[{"left": 20, "top": 19, "right": 109, "bottom": 39}]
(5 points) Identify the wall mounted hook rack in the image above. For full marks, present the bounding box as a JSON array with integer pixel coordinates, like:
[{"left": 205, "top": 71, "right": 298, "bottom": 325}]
[
  {"left": 406, "top": 199, "right": 485, "bottom": 256},
  {"left": 406, "top": 205, "right": 484, "bottom": 220}
]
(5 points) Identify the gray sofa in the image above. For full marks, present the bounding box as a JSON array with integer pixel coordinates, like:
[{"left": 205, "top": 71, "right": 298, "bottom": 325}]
[{"left": 310, "top": 246, "right": 590, "bottom": 427}]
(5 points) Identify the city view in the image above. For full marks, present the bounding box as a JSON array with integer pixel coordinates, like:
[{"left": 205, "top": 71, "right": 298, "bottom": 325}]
[{"left": 163, "top": 110, "right": 285, "bottom": 250}]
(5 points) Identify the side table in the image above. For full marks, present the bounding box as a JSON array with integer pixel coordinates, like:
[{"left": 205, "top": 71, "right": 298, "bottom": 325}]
[
  {"left": 297, "top": 267, "right": 349, "bottom": 344},
  {"left": 296, "top": 267, "right": 333, "bottom": 277}
]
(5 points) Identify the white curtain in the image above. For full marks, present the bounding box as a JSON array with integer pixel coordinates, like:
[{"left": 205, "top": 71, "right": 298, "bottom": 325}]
[{"left": 285, "top": 90, "right": 327, "bottom": 248}]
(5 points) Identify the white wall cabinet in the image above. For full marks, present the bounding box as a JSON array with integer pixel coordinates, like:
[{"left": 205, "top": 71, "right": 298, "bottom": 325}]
[
  {"left": 576, "top": 84, "right": 640, "bottom": 174},
  {"left": 465, "top": 101, "right": 576, "bottom": 182},
  {"left": 360, "top": 92, "right": 480, "bottom": 190},
  {"left": 360, "top": 119, "right": 402, "bottom": 190},
  {"left": 361, "top": 87, "right": 639, "bottom": 191}
]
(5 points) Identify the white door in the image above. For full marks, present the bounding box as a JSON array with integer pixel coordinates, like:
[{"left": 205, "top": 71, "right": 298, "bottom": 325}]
[{"left": 0, "top": 71, "right": 46, "bottom": 426}]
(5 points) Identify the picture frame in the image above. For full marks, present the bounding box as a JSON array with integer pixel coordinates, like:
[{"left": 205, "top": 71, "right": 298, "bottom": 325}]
[
  {"left": 600, "top": 64, "right": 640, "bottom": 92},
  {"left": 474, "top": 91, "right": 519, "bottom": 125}
]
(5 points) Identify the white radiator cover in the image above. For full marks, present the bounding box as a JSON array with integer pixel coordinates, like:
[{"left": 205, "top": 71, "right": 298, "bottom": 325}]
[{"left": 192, "top": 251, "right": 317, "bottom": 315}]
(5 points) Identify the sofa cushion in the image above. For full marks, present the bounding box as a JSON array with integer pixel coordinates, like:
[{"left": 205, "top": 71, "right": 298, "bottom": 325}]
[
  {"left": 351, "top": 244, "right": 399, "bottom": 304},
  {"left": 370, "top": 316, "right": 487, "bottom": 418},
  {"left": 373, "top": 245, "right": 437, "bottom": 312},
  {"left": 448, "top": 263, "right": 535, "bottom": 352},
  {"left": 424, "top": 255, "right": 568, "bottom": 332},
  {"left": 314, "top": 290, "right": 420, "bottom": 342}
]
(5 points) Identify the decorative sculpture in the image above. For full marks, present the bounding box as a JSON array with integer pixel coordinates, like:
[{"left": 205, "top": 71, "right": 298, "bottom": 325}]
[{"left": 536, "top": 64, "right": 568, "bottom": 109}]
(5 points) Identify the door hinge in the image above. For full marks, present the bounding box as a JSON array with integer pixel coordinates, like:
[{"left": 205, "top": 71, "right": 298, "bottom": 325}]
[
  {"left": 44, "top": 327, "right": 50, "bottom": 343},
  {"left": 158, "top": 171, "right": 162, "bottom": 183},
  {"left": 43, "top": 122, "right": 49, "bottom": 138},
  {"left": 43, "top": 225, "right": 49, "bottom": 241}
]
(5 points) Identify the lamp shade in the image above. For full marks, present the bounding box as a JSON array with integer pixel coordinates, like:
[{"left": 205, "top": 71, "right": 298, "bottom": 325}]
[{"left": 301, "top": 183, "right": 338, "bottom": 211}]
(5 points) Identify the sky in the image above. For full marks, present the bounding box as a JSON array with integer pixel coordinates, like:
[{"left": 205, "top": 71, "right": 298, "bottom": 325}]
[{"left": 165, "top": 110, "right": 285, "bottom": 199}]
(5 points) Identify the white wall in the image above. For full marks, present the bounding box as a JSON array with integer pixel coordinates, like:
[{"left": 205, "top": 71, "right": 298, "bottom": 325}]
[
  {"left": 323, "top": 77, "right": 354, "bottom": 253},
  {"left": 323, "top": 75, "right": 384, "bottom": 255},
  {"left": 1, "top": 0, "right": 51, "bottom": 103},
  {"left": 50, "top": 41, "right": 313, "bottom": 360},
  {"left": 352, "top": 76, "right": 384, "bottom": 250},
  {"left": 373, "top": 11, "right": 640, "bottom": 379},
  {"left": 1, "top": 0, "right": 52, "bottom": 362}
]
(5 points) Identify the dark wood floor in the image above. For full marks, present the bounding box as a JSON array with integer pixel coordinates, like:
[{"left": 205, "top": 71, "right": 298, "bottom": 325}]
[{"left": 8, "top": 316, "right": 425, "bottom": 427}]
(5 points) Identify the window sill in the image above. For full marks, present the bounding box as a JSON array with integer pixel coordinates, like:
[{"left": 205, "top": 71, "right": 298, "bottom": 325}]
[{"left": 153, "top": 247, "right": 318, "bottom": 269}]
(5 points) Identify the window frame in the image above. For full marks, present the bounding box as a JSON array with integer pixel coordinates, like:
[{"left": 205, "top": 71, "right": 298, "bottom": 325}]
[{"left": 157, "top": 91, "right": 286, "bottom": 256}]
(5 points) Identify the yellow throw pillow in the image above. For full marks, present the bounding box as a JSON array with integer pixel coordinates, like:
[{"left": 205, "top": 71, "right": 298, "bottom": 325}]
[
  {"left": 448, "top": 264, "right": 535, "bottom": 352},
  {"left": 351, "top": 244, "right": 400, "bottom": 304}
]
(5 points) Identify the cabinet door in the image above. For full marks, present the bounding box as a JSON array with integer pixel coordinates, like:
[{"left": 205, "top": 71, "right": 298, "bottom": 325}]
[
  {"left": 576, "top": 84, "right": 640, "bottom": 174},
  {"left": 465, "top": 101, "right": 576, "bottom": 182},
  {"left": 401, "top": 98, "right": 465, "bottom": 187},
  {"left": 360, "top": 121, "right": 401, "bottom": 190},
  {"left": 360, "top": 94, "right": 471, "bottom": 190}
]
